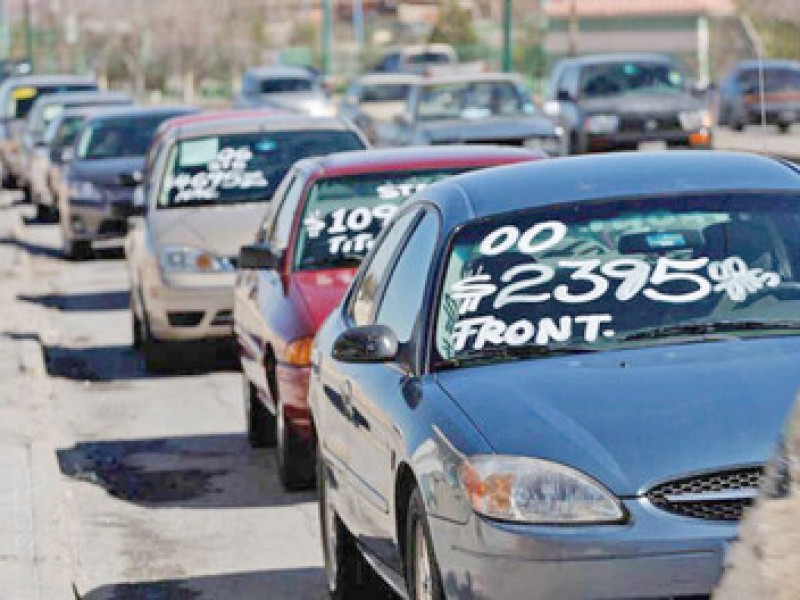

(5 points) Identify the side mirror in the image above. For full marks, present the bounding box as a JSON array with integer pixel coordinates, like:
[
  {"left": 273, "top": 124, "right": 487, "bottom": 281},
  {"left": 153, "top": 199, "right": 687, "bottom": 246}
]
[
  {"left": 556, "top": 89, "right": 573, "bottom": 102},
  {"left": 119, "top": 170, "right": 143, "bottom": 187},
  {"left": 238, "top": 243, "right": 282, "bottom": 270},
  {"left": 332, "top": 324, "right": 399, "bottom": 364}
]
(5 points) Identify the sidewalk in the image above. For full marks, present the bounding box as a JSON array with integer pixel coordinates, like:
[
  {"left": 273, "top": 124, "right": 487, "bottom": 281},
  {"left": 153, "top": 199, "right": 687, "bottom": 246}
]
[{"left": 0, "top": 194, "right": 74, "bottom": 600}]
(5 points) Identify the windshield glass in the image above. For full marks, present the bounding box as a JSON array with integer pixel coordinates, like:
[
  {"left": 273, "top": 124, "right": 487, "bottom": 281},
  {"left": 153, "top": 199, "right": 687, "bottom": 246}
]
[
  {"left": 417, "top": 80, "right": 532, "bottom": 121},
  {"left": 580, "top": 62, "right": 685, "bottom": 98},
  {"left": 435, "top": 193, "right": 800, "bottom": 367},
  {"left": 45, "top": 114, "right": 86, "bottom": 147},
  {"left": 158, "top": 130, "right": 364, "bottom": 209},
  {"left": 76, "top": 113, "right": 181, "bottom": 160},
  {"left": 738, "top": 68, "right": 800, "bottom": 94},
  {"left": 362, "top": 84, "right": 410, "bottom": 103},
  {"left": 5, "top": 83, "right": 95, "bottom": 119},
  {"left": 294, "top": 168, "right": 468, "bottom": 270},
  {"left": 260, "top": 78, "right": 315, "bottom": 93}
]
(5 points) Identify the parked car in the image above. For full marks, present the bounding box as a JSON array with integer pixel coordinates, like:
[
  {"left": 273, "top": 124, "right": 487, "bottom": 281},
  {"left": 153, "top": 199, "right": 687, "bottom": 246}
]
[
  {"left": 57, "top": 105, "right": 197, "bottom": 260},
  {"left": 0, "top": 74, "right": 96, "bottom": 191},
  {"left": 370, "top": 44, "right": 458, "bottom": 74},
  {"left": 235, "top": 145, "right": 541, "bottom": 490},
  {"left": 376, "top": 72, "right": 563, "bottom": 154},
  {"left": 311, "top": 151, "right": 800, "bottom": 599},
  {"left": 25, "top": 91, "right": 132, "bottom": 219},
  {"left": 717, "top": 59, "right": 800, "bottom": 133},
  {"left": 339, "top": 73, "right": 419, "bottom": 144},
  {"left": 544, "top": 53, "right": 712, "bottom": 154},
  {"left": 126, "top": 113, "right": 367, "bottom": 373},
  {"left": 233, "top": 66, "right": 335, "bottom": 116}
]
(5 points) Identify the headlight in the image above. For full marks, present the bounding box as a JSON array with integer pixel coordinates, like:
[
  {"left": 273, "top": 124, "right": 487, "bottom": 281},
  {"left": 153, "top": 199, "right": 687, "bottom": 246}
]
[
  {"left": 524, "top": 135, "right": 565, "bottom": 157},
  {"left": 158, "top": 246, "right": 234, "bottom": 274},
  {"left": 459, "top": 456, "right": 624, "bottom": 524},
  {"left": 584, "top": 114, "right": 620, "bottom": 134},
  {"left": 68, "top": 180, "right": 105, "bottom": 202},
  {"left": 678, "top": 110, "right": 711, "bottom": 131}
]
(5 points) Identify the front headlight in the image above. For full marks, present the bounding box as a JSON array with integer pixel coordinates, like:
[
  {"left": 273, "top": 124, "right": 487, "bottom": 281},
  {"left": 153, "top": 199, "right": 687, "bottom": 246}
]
[
  {"left": 678, "top": 110, "right": 711, "bottom": 131},
  {"left": 524, "top": 134, "right": 565, "bottom": 157},
  {"left": 68, "top": 180, "right": 105, "bottom": 202},
  {"left": 158, "top": 246, "right": 234, "bottom": 274},
  {"left": 584, "top": 114, "right": 620, "bottom": 134},
  {"left": 459, "top": 456, "right": 624, "bottom": 524}
]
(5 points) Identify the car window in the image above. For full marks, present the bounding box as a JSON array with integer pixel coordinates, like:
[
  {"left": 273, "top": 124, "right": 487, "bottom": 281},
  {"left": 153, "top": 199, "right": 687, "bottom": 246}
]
[
  {"left": 77, "top": 113, "right": 184, "bottom": 160},
  {"left": 417, "top": 80, "right": 532, "bottom": 121},
  {"left": 579, "top": 61, "right": 685, "bottom": 98},
  {"left": 375, "top": 211, "right": 438, "bottom": 343},
  {"left": 259, "top": 78, "right": 316, "bottom": 93},
  {"left": 559, "top": 64, "right": 580, "bottom": 99},
  {"left": 269, "top": 175, "right": 306, "bottom": 251},
  {"left": 350, "top": 209, "right": 420, "bottom": 326}
]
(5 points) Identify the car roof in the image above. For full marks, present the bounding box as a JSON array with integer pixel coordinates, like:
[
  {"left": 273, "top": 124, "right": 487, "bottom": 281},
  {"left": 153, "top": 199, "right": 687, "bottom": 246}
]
[
  {"left": 356, "top": 73, "right": 422, "bottom": 86},
  {"left": 559, "top": 53, "right": 679, "bottom": 67},
  {"left": 157, "top": 108, "right": 284, "bottom": 135},
  {"left": 416, "top": 72, "right": 522, "bottom": 86},
  {"left": 422, "top": 152, "right": 800, "bottom": 225},
  {"left": 732, "top": 59, "right": 800, "bottom": 71},
  {"left": 162, "top": 114, "right": 359, "bottom": 140},
  {"left": 293, "top": 145, "right": 542, "bottom": 179},
  {"left": 0, "top": 74, "right": 95, "bottom": 91},
  {"left": 244, "top": 66, "right": 314, "bottom": 81},
  {"left": 82, "top": 105, "right": 196, "bottom": 124},
  {"left": 31, "top": 90, "right": 130, "bottom": 108}
]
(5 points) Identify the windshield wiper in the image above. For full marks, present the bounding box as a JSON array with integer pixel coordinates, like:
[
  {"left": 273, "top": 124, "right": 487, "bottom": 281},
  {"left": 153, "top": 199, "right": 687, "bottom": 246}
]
[
  {"left": 621, "top": 320, "right": 800, "bottom": 342},
  {"left": 435, "top": 343, "right": 597, "bottom": 369}
]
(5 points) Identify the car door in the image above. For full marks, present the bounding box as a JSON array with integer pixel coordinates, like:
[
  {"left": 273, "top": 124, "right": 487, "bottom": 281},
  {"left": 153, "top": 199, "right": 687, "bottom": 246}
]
[{"left": 332, "top": 208, "right": 440, "bottom": 567}]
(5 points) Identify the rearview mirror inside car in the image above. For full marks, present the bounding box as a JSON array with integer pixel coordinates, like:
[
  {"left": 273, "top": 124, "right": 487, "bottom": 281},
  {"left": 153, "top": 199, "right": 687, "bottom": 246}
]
[
  {"left": 333, "top": 324, "right": 399, "bottom": 364},
  {"left": 238, "top": 243, "right": 282, "bottom": 270}
]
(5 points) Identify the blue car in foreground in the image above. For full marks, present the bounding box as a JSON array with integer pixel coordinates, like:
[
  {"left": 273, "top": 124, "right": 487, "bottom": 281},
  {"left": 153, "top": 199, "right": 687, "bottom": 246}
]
[{"left": 310, "top": 151, "right": 800, "bottom": 600}]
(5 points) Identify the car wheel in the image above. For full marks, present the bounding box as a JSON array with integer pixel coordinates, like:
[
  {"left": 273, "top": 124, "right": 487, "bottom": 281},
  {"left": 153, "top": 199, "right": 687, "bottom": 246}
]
[
  {"left": 139, "top": 314, "right": 170, "bottom": 374},
  {"left": 35, "top": 202, "right": 56, "bottom": 222},
  {"left": 318, "top": 445, "right": 373, "bottom": 599},
  {"left": 132, "top": 309, "right": 143, "bottom": 350},
  {"left": 244, "top": 374, "right": 276, "bottom": 447},
  {"left": 276, "top": 392, "right": 315, "bottom": 490},
  {"left": 778, "top": 122, "right": 792, "bottom": 134},
  {"left": 406, "top": 488, "right": 445, "bottom": 600}
]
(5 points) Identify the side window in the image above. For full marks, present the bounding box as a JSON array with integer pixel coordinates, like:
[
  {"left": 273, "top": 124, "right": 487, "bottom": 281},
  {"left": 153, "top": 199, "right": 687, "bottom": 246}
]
[
  {"left": 269, "top": 175, "right": 305, "bottom": 251},
  {"left": 560, "top": 65, "right": 580, "bottom": 99},
  {"left": 351, "top": 210, "right": 419, "bottom": 326},
  {"left": 374, "top": 212, "right": 438, "bottom": 343}
]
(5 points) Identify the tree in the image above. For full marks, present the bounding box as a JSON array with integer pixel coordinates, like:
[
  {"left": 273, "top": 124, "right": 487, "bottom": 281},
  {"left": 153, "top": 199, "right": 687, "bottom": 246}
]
[{"left": 428, "top": 0, "right": 478, "bottom": 49}]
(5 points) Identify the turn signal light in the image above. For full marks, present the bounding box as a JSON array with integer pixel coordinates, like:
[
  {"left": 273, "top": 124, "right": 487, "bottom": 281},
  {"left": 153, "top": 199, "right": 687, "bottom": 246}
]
[
  {"left": 286, "top": 337, "right": 313, "bottom": 367},
  {"left": 689, "top": 131, "right": 711, "bottom": 147}
]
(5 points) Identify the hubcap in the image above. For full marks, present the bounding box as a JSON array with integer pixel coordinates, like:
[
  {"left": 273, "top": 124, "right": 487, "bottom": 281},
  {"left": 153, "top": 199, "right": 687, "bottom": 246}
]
[
  {"left": 321, "top": 470, "right": 339, "bottom": 590},
  {"left": 415, "top": 520, "right": 433, "bottom": 600}
]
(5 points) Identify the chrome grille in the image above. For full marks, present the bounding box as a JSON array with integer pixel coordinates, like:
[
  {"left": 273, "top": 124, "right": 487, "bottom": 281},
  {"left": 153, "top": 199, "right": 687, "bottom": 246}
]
[{"left": 647, "top": 467, "right": 763, "bottom": 521}]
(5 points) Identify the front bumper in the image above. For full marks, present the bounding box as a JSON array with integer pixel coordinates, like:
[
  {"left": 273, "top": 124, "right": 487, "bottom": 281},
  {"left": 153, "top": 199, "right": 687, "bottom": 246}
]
[
  {"left": 68, "top": 198, "right": 133, "bottom": 242},
  {"left": 431, "top": 497, "right": 732, "bottom": 599},
  {"left": 586, "top": 129, "right": 712, "bottom": 151},
  {"left": 144, "top": 276, "right": 235, "bottom": 342}
]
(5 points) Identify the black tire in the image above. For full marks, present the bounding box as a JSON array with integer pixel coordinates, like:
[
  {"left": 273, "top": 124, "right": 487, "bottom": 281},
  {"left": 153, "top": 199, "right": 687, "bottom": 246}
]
[
  {"left": 35, "top": 202, "right": 56, "bottom": 222},
  {"left": 731, "top": 117, "right": 745, "bottom": 132},
  {"left": 778, "top": 122, "right": 792, "bottom": 134},
  {"left": 63, "top": 238, "right": 92, "bottom": 261},
  {"left": 318, "top": 446, "right": 375, "bottom": 599},
  {"left": 139, "top": 314, "right": 170, "bottom": 374},
  {"left": 20, "top": 183, "right": 32, "bottom": 204},
  {"left": 132, "top": 310, "right": 143, "bottom": 350},
  {"left": 405, "top": 488, "right": 445, "bottom": 600},
  {"left": 244, "top": 374, "right": 276, "bottom": 447},
  {"left": 276, "top": 392, "right": 315, "bottom": 490}
]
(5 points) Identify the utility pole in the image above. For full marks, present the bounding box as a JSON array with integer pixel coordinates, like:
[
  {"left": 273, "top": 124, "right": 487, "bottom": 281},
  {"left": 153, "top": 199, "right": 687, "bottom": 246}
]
[
  {"left": 23, "top": 0, "right": 33, "bottom": 68},
  {"left": 321, "top": 0, "right": 332, "bottom": 76},
  {"left": 502, "top": 0, "right": 512, "bottom": 72},
  {"left": 0, "top": 0, "right": 8, "bottom": 59},
  {"left": 567, "top": 0, "right": 578, "bottom": 57}
]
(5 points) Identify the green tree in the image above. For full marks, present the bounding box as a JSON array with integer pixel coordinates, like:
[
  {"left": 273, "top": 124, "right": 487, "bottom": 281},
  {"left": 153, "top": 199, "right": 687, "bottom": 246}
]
[{"left": 428, "top": 0, "right": 478, "bottom": 49}]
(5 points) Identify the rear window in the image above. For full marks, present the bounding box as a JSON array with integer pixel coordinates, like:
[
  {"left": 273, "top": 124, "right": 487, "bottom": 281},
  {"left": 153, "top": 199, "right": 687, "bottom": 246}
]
[
  {"left": 157, "top": 130, "right": 365, "bottom": 209},
  {"left": 362, "top": 84, "right": 411, "bottom": 103},
  {"left": 76, "top": 113, "right": 185, "bottom": 160},
  {"left": 260, "top": 78, "right": 315, "bottom": 94},
  {"left": 5, "top": 83, "right": 95, "bottom": 119}
]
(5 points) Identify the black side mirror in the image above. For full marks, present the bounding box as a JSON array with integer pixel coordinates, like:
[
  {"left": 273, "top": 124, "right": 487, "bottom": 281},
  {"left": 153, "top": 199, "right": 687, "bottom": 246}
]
[
  {"left": 333, "top": 324, "right": 399, "bottom": 364},
  {"left": 557, "top": 89, "right": 573, "bottom": 102},
  {"left": 239, "top": 243, "right": 282, "bottom": 270},
  {"left": 119, "top": 170, "right": 143, "bottom": 187}
]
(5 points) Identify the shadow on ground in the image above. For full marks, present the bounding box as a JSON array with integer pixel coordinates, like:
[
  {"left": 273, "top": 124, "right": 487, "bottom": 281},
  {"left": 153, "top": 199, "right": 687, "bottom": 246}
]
[
  {"left": 0, "top": 234, "right": 124, "bottom": 261},
  {"left": 18, "top": 290, "right": 130, "bottom": 311},
  {"left": 57, "top": 433, "right": 316, "bottom": 509},
  {"left": 78, "top": 567, "right": 399, "bottom": 600}
]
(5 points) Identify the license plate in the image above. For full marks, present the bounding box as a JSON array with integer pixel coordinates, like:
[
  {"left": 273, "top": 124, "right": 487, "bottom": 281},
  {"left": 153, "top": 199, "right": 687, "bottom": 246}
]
[{"left": 638, "top": 140, "right": 668, "bottom": 151}]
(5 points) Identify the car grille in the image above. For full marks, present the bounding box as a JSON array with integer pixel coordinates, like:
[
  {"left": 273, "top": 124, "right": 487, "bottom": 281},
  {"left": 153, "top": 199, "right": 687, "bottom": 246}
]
[
  {"left": 619, "top": 114, "right": 682, "bottom": 134},
  {"left": 647, "top": 467, "right": 763, "bottom": 521}
]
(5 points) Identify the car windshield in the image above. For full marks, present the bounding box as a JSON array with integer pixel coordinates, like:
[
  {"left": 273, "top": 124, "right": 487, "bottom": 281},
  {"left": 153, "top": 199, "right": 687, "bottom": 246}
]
[
  {"left": 434, "top": 193, "right": 800, "bottom": 368},
  {"left": 5, "top": 83, "right": 95, "bottom": 119},
  {"left": 294, "top": 167, "right": 469, "bottom": 270},
  {"left": 362, "top": 84, "right": 411, "bottom": 103},
  {"left": 45, "top": 114, "right": 86, "bottom": 147},
  {"left": 260, "top": 78, "right": 316, "bottom": 93},
  {"left": 738, "top": 68, "right": 800, "bottom": 94},
  {"left": 76, "top": 113, "right": 182, "bottom": 160},
  {"left": 406, "top": 52, "right": 452, "bottom": 66},
  {"left": 158, "top": 130, "right": 365, "bottom": 209},
  {"left": 580, "top": 61, "right": 685, "bottom": 98},
  {"left": 417, "top": 80, "right": 532, "bottom": 121}
]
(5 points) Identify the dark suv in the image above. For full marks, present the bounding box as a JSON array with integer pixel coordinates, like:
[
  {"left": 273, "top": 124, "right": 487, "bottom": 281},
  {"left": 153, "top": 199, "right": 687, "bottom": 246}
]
[
  {"left": 544, "top": 53, "right": 711, "bottom": 154},
  {"left": 718, "top": 59, "right": 800, "bottom": 133}
]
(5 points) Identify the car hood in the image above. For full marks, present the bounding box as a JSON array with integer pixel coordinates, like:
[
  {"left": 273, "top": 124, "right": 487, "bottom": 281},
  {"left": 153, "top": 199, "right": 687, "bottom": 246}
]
[
  {"left": 253, "top": 91, "right": 332, "bottom": 114},
  {"left": 150, "top": 202, "right": 271, "bottom": 258},
  {"left": 418, "top": 115, "right": 556, "bottom": 143},
  {"left": 580, "top": 91, "right": 703, "bottom": 115},
  {"left": 70, "top": 157, "right": 145, "bottom": 186},
  {"left": 289, "top": 268, "right": 357, "bottom": 331},
  {"left": 435, "top": 338, "right": 800, "bottom": 496}
]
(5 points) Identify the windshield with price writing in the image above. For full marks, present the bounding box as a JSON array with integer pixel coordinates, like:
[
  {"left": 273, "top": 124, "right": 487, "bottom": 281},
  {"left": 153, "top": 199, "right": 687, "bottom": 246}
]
[{"left": 435, "top": 193, "right": 800, "bottom": 364}]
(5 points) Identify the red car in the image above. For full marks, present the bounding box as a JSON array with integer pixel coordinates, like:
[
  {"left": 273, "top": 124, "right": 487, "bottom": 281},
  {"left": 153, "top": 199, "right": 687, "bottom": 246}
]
[{"left": 234, "top": 146, "right": 542, "bottom": 489}]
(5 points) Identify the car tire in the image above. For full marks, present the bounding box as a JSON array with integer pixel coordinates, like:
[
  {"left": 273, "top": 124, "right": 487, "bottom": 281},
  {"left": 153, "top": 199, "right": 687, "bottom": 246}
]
[
  {"left": 318, "top": 445, "right": 374, "bottom": 599},
  {"left": 35, "top": 202, "right": 56, "bottom": 222},
  {"left": 244, "top": 375, "right": 276, "bottom": 447},
  {"left": 276, "top": 392, "right": 315, "bottom": 490},
  {"left": 139, "top": 314, "right": 170, "bottom": 374},
  {"left": 132, "top": 310, "right": 143, "bottom": 350},
  {"left": 405, "top": 488, "right": 445, "bottom": 600},
  {"left": 63, "top": 238, "right": 92, "bottom": 261},
  {"left": 778, "top": 122, "right": 792, "bottom": 134}
]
